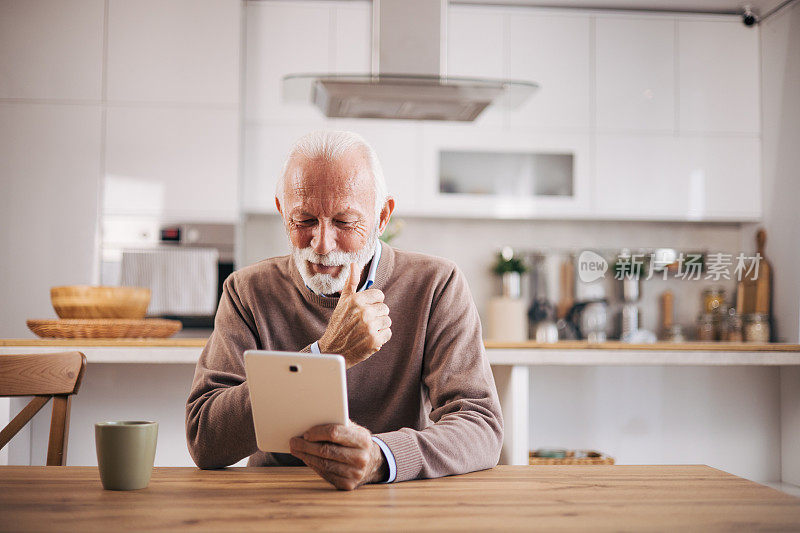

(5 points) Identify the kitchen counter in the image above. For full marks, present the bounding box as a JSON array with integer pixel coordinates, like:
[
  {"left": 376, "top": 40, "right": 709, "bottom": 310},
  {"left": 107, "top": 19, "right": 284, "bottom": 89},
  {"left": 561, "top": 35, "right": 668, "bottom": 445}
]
[
  {"left": 3, "top": 338, "right": 799, "bottom": 350},
  {"left": 2, "top": 339, "right": 798, "bottom": 365}
]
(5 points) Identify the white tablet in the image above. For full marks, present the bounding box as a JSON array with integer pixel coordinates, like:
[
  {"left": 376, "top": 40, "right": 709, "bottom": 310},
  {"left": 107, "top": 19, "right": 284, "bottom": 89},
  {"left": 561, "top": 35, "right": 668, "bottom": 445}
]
[{"left": 244, "top": 350, "right": 349, "bottom": 454}]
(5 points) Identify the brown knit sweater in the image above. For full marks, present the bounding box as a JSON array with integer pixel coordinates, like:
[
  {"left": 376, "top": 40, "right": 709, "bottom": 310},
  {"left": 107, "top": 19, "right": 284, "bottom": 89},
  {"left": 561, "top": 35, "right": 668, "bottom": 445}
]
[{"left": 185, "top": 241, "right": 503, "bottom": 482}]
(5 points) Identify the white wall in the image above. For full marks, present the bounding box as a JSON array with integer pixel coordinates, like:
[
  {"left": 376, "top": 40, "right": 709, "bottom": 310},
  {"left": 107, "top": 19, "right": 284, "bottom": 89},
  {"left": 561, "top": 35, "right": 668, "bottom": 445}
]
[
  {"left": 757, "top": 0, "right": 800, "bottom": 486},
  {"left": 0, "top": 0, "right": 105, "bottom": 338}
]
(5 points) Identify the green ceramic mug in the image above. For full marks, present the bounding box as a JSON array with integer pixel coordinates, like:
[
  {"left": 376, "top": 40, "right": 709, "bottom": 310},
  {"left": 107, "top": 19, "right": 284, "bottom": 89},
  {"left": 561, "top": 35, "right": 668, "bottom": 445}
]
[{"left": 95, "top": 421, "right": 158, "bottom": 491}]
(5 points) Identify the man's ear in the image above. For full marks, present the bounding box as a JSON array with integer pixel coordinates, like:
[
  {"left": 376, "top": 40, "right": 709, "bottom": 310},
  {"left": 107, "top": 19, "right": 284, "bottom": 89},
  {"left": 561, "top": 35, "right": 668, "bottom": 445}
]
[
  {"left": 378, "top": 197, "right": 396, "bottom": 234},
  {"left": 275, "top": 196, "right": 283, "bottom": 217}
]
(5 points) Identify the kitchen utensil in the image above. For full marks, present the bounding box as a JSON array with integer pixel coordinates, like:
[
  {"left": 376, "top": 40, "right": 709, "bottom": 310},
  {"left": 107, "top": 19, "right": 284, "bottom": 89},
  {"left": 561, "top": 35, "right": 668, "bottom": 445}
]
[
  {"left": 529, "top": 299, "right": 559, "bottom": 343},
  {"left": 556, "top": 258, "right": 575, "bottom": 320},
  {"left": 737, "top": 229, "right": 772, "bottom": 315},
  {"left": 754, "top": 230, "right": 772, "bottom": 315},
  {"left": 50, "top": 286, "right": 151, "bottom": 319},
  {"left": 620, "top": 303, "right": 639, "bottom": 340},
  {"left": 579, "top": 301, "right": 608, "bottom": 343},
  {"left": 660, "top": 290, "right": 674, "bottom": 337},
  {"left": 621, "top": 277, "right": 640, "bottom": 302},
  {"left": 26, "top": 318, "right": 182, "bottom": 339}
]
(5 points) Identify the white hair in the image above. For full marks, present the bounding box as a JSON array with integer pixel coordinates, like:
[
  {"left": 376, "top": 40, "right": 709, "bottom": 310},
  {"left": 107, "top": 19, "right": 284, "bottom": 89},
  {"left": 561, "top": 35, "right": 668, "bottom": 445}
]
[{"left": 276, "top": 130, "right": 389, "bottom": 219}]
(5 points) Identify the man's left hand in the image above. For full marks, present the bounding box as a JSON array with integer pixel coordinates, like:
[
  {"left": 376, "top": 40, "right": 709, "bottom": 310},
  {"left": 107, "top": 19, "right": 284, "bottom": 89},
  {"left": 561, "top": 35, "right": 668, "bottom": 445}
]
[{"left": 289, "top": 422, "right": 388, "bottom": 490}]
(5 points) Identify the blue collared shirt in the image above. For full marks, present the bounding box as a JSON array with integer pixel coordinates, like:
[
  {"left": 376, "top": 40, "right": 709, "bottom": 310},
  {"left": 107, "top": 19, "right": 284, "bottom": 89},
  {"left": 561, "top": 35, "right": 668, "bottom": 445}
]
[{"left": 308, "top": 242, "right": 396, "bottom": 483}]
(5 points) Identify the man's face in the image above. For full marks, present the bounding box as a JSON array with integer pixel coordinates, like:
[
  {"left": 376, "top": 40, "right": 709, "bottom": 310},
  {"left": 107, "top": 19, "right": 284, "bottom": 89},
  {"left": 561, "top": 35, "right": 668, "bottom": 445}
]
[{"left": 277, "top": 150, "right": 386, "bottom": 295}]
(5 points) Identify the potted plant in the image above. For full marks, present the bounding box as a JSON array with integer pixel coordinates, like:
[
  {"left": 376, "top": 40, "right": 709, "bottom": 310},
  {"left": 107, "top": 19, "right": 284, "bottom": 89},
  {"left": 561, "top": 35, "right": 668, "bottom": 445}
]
[{"left": 492, "top": 246, "right": 528, "bottom": 299}]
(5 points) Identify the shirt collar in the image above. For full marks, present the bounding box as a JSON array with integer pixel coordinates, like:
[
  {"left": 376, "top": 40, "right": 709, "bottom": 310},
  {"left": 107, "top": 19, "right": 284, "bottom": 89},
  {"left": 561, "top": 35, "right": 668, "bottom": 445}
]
[{"left": 305, "top": 240, "right": 382, "bottom": 297}]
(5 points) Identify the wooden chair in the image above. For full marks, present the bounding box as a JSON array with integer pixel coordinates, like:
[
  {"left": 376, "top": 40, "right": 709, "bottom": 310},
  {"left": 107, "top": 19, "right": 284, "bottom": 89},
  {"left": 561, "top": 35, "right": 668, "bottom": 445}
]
[{"left": 0, "top": 351, "right": 86, "bottom": 466}]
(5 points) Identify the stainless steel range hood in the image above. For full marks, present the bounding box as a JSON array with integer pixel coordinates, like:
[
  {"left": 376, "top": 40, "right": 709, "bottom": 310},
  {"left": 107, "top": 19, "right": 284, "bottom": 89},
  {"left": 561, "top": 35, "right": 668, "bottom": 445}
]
[{"left": 282, "top": 0, "right": 539, "bottom": 122}]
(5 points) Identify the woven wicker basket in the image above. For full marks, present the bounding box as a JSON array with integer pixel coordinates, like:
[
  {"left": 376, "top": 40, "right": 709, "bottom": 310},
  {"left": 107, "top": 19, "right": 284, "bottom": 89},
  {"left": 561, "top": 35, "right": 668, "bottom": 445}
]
[
  {"left": 27, "top": 319, "right": 182, "bottom": 339},
  {"left": 529, "top": 450, "right": 615, "bottom": 466}
]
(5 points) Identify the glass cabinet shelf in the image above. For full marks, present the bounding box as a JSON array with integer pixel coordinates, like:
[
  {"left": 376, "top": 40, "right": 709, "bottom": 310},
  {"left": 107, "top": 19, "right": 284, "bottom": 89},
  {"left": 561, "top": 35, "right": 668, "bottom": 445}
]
[{"left": 439, "top": 150, "right": 574, "bottom": 198}]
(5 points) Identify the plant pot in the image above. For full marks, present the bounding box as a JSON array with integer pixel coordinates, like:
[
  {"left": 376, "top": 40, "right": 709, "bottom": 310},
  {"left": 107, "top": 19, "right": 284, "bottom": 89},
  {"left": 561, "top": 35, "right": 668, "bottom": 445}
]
[{"left": 502, "top": 271, "right": 522, "bottom": 299}]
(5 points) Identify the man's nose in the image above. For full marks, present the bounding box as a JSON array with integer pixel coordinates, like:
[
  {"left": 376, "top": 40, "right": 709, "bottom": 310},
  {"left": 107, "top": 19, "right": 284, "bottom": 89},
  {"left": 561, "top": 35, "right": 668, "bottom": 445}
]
[{"left": 310, "top": 221, "right": 336, "bottom": 255}]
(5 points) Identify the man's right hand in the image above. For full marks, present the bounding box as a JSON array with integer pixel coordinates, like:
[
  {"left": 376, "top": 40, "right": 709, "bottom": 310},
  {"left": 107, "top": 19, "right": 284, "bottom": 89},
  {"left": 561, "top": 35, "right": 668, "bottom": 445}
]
[{"left": 318, "top": 263, "right": 392, "bottom": 368}]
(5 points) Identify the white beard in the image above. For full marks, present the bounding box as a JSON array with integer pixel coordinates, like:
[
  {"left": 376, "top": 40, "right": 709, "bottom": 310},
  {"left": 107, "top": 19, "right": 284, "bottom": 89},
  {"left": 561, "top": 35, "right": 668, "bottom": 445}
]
[{"left": 292, "top": 226, "right": 379, "bottom": 296}]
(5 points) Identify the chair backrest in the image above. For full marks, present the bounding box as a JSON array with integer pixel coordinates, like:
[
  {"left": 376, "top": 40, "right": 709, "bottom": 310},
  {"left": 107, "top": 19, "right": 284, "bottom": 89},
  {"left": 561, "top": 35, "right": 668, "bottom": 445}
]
[{"left": 0, "top": 351, "right": 86, "bottom": 466}]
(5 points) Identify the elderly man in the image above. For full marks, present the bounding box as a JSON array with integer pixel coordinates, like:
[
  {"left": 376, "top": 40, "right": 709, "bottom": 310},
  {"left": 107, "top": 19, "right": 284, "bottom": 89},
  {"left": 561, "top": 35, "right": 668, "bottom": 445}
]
[{"left": 186, "top": 131, "right": 503, "bottom": 490}]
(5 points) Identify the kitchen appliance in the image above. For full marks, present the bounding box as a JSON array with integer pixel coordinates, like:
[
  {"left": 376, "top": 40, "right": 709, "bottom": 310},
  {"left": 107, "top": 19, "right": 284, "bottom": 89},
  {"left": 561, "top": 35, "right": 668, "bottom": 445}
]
[
  {"left": 565, "top": 300, "right": 608, "bottom": 342},
  {"left": 156, "top": 223, "right": 235, "bottom": 329},
  {"left": 283, "top": 0, "right": 538, "bottom": 121}
]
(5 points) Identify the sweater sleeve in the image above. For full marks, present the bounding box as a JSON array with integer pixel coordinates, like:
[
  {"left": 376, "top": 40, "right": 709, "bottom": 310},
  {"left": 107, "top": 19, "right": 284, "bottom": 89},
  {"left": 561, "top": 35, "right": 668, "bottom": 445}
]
[
  {"left": 373, "top": 265, "right": 504, "bottom": 482},
  {"left": 185, "top": 273, "right": 314, "bottom": 469}
]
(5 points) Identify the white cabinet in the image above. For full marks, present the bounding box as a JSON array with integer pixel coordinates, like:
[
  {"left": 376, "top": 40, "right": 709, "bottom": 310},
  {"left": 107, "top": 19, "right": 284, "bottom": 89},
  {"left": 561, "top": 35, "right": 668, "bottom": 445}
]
[
  {"left": 327, "top": 120, "right": 423, "bottom": 217},
  {"left": 506, "top": 11, "right": 592, "bottom": 132},
  {"left": 420, "top": 123, "right": 592, "bottom": 218},
  {"left": 0, "top": 0, "right": 104, "bottom": 100},
  {"left": 246, "top": 1, "right": 333, "bottom": 123},
  {"left": 595, "top": 16, "right": 675, "bottom": 132},
  {"left": 240, "top": 3, "right": 762, "bottom": 222},
  {"left": 333, "top": 3, "right": 372, "bottom": 74},
  {"left": 241, "top": 123, "right": 318, "bottom": 215},
  {"left": 594, "top": 134, "right": 761, "bottom": 221},
  {"left": 678, "top": 19, "right": 760, "bottom": 133},
  {"left": 106, "top": 0, "right": 240, "bottom": 104},
  {"left": 447, "top": 5, "right": 505, "bottom": 127},
  {"left": 104, "top": 107, "right": 239, "bottom": 222}
]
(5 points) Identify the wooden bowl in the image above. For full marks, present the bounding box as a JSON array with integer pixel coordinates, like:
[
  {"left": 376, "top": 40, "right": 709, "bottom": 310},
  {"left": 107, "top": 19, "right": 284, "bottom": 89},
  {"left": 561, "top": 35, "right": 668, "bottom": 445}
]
[{"left": 50, "top": 286, "right": 151, "bottom": 319}]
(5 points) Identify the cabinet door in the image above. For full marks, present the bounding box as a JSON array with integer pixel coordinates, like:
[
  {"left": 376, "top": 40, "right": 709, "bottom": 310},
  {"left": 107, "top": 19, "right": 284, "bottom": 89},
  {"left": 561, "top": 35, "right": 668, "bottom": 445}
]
[
  {"left": 506, "top": 10, "right": 592, "bottom": 132},
  {"left": 676, "top": 136, "right": 761, "bottom": 220},
  {"left": 246, "top": 1, "right": 332, "bottom": 122},
  {"left": 678, "top": 18, "right": 760, "bottom": 133},
  {"left": 594, "top": 134, "right": 761, "bottom": 220},
  {"left": 241, "top": 123, "right": 316, "bottom": 215},
  {"left": 594, "top": 134, "right": 685, "bottom": 218},
  {"left": 105, "top": 107, "right": 239, "bottom": 222},
  {"left": 447, "top": 5, "right": 505, "bottom": 126},
  {"left": 0, "top": 0, "right": 104, "bottom": 100},
  {"left": 595, "top": 16, "right": 675, "bottom": 132},
  {"left": 333, "top": 2, "right": 371, "bottom": 74},
  {"left": 106, "top": 0, "right": 240, "bottom": 105}
]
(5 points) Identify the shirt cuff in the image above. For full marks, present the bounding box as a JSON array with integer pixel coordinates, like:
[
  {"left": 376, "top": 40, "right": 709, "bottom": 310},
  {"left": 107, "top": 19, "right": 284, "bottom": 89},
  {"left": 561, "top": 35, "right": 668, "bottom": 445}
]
[
  {"left": 310, "top": 341, "right": 321, "bottom": 354},
  {"left": 371, "top": 436, "right": 397, "bottom": 483}
]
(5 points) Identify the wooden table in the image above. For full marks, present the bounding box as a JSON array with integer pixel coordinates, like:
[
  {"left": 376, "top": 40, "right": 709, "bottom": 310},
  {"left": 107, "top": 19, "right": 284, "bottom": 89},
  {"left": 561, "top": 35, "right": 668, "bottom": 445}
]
[{"left": 1, "top": 465, "right": 799, "bottom": 531}]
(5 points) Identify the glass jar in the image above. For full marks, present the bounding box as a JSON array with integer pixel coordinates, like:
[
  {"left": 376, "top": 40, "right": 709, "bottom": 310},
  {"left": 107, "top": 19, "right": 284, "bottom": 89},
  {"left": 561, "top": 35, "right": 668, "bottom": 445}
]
[
  {"left": 703, "top": 287, "right": 726, "bottom": 314},
  {"left": 696, "top": 313, "right": 717, "bottom": 342},
  {"left": 725, "top": 310, "right": 743, "bottom": 342},
  {"left": 743, "top": 313, "right": 770, "bottom": 343}
]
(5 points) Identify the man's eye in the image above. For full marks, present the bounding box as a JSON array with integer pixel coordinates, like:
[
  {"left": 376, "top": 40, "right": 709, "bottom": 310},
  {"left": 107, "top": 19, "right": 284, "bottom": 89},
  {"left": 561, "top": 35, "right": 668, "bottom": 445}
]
[
  {"left": 294, "top": 219, "right": 316, "bottom": 226},
  {"left": 335, "top": 220, "right": 357, "bottom": 226}
]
